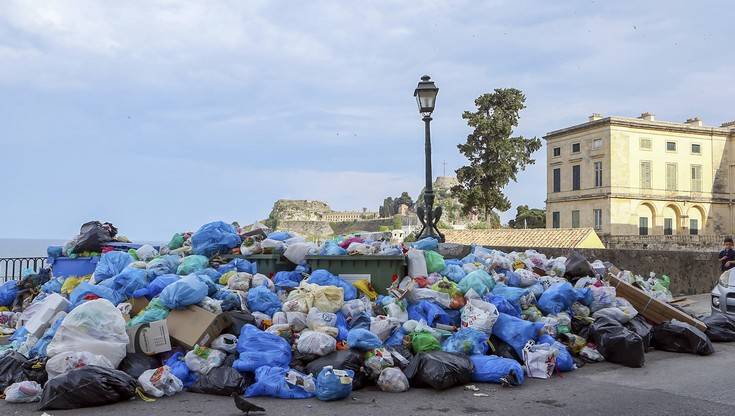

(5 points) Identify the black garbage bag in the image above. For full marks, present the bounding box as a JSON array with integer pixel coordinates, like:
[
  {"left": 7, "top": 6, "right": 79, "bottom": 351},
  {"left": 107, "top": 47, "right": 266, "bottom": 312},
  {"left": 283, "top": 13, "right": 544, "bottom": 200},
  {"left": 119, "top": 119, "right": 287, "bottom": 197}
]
[
  {"left": 223, "top": 353, "right": 239, "bottom": 368},
  {"left": 702, "top": 313, "right": 735, "bottom": 342},
  {"left": 652, "top": 321, "right": 715, "bottom": 355},
  {"left": 290, "top": 350, "right": 321, "bottom": 374},
  {"left": 403, "top": 351, "right": 473, "bottom": 390},
  {"left": 223, "top": 310, "right": 256, "bottom": 336},
  {"left": 572, "top": 317, "right": 593, "bottom": 339},
  {"left": 70, "top": 221, "right": 115, "bottom": 254},
  {"left": 625, "top": 315, "right": 654, "bottom": 351},
  {"left": 489, "top": 336, "right": 522, "bottom": 363},
  {"left": 305, "top": 350, "right": 369, "bottom": 390},
  {"left": 0, "top": 352, "right": 47, "bottom": 390},
  {"left": 118, "top": 353, "right": 161, "bottom": 379},
  {"left": 590, "top": 317, "right": 645, "bottom": 368},
  {"left": 386, "top": 345, "right": 414, "bottom": 369},
  {"left": 564, "top": 251, "right": 594, "bottom": 279},
  {"left": 188, "top": 366, "right": 248, "bottom": 396},
  {"left": 38, "top": 366, "right": 137, "bottom": 410}
]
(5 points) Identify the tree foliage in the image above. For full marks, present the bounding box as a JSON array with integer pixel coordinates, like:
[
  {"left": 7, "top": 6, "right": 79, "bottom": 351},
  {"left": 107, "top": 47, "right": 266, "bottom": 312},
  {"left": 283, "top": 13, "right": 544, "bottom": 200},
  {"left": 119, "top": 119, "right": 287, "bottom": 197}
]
[
  {"left": 451, "top": 88, "right": 542, "bottom": 221},
  {"left": 379, "top": 192, "right": 414, "bottom": 217},
  {"left": 508, "top": 205, "right": 546, "bottom": 229}
]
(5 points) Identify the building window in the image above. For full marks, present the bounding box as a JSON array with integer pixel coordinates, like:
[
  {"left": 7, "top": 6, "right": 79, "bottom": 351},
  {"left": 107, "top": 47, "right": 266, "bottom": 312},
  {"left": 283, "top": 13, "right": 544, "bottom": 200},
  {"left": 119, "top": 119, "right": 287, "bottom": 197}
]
[
  {"left": 691, "top": 143, "right": 701, "bottom": 154},
  {"left": 553, "top": 168, "right": 561, "bottom": 193},
  {"left": 594, "top": 161, "right": 602, "bottom": 187},
  {"left": 666, "top": 141, "right": 677, "bottom": 152},
  {"left": 640, "top": 138, "right": 652, "bottom": 150},
  {"left": 553, "top": 147, "right": 561, "bottom": 157},
  {"left": 639, "top": 217, "right": 649, "bottom": 235},
  {"left": 571, "top": 143, "right": 580, "bottom": 153},
  {"left": 572, "top": 165, "right": 580, "bottom": 191},
  {"left": 664, "top": 218, "right": 673, "bottom": 235},
  {"left": 640, "top": 161, "right": 652, "bottom": 189},
  {"left": 691, "top": 165, "right": 702, "bottom": 192},
  {"left": 593, "top": 209, "right": 602, "bottom": 230},
  {"left": 571, "top": 210, "right": 580, "bottom": 228},
  {"left": 592, "top": 138, "right": 602, "bottom": 150},
  {"left": 552, "top": 211, "right": 560, "bottom": 229},
  {"left": 666, "top": 163, "right": 677, "bottom": 191},
  {"left": 690, "top": 218, "right": 699, "bottom": 235}
]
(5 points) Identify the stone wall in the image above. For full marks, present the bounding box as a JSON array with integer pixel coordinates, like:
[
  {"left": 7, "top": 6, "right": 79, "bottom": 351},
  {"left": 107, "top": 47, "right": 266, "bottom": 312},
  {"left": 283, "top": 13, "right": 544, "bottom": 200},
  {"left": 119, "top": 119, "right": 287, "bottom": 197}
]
[{"left": 603, "top": 234, "right": 729, "bottom": 252}]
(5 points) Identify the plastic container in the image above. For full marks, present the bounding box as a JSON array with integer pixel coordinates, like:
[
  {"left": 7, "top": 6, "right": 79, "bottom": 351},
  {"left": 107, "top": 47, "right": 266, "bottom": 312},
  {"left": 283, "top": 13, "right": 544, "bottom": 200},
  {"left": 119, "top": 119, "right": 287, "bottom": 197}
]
[
  {"left": 304, "top": 255, "right": 406, "bottom": 294},
  {"left": 47, "top": 256, "right": 99, "bottom": 278}
]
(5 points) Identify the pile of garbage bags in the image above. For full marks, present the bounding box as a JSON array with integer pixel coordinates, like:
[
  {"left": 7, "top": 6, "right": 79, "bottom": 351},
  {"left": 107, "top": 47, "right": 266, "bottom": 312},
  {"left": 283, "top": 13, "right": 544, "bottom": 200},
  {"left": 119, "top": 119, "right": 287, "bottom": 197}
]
[{"left": 0, "top": 222, "right": 729, "bottom": 409}]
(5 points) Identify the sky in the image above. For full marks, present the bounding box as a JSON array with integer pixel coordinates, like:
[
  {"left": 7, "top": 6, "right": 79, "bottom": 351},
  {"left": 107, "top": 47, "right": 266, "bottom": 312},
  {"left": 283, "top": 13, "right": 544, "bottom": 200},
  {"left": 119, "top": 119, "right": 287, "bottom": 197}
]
[{"left": 1, "top": 1, "right": 734, "bottom": 241}]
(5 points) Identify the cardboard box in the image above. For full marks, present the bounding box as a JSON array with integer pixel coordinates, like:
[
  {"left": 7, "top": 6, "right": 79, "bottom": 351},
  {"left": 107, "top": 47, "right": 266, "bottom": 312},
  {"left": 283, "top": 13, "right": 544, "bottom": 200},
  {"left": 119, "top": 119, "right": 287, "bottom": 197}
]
[
  {"left": 166, "top": 305, "right": 230, "bottom": 349},
  {"left": 24, "top": 293, "right": 70, "bottom": 338},
  {"left": 126, "top": 319, "right": 172, "bottom": 355},
  {"left": 129, "top": 297, "right": 150, "bottom": 316}
]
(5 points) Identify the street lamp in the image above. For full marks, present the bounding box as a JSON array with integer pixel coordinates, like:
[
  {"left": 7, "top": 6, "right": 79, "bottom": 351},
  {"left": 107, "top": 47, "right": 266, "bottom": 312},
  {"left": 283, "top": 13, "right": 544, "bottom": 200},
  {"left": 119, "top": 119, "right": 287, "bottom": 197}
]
[{"left": 414, "top": 75, "right": 445, "bottom": 242}]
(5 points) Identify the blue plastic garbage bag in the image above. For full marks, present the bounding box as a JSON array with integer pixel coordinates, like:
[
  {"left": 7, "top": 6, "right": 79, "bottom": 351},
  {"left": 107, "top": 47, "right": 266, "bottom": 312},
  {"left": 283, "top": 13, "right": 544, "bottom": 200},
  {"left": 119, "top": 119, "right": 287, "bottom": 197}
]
[
  {"left": 407, "top": 301, "right": 450, "bottom": 327},
  {"left": 348, "top": 312, "right": 371, "bottom": 330},
  {"left": 177, "top": 255, "right": 209, "bottom": 275},
  {"left": 320, "top": 241, "right": 347, "bottom": 256},
  {"left": 0, "top": 280, "right": 18, "bottom": 306},
  {"left": 274, "top": 270, "right": 304, "bottom": 290},
  {"left": 346, "top": 328, "right": 382, "bottom": 351},
  {"left": 234, "top": 324, "right": 292, "bottom": 373},
  {"left": 47, "top": 246, "right": 63, "bottom": 258},
  {"left": 266, "top": 231, "right": 293, "bottom": 241},
  {"left": 442, "top": 328, "right": 489, "bottom": 355},
  {"left": 69, "top": 281, "right": 125, "bottom": 306},
  {"left": 527, "top": 282, "right": 545, "bottom": 299},
  {"left": 316, "top": 366, "right": 354, "bottom": 401},
  {"left": 445, "top": 258, "right": 462, "bottom": 267},
  {"left": 247, "top": 285, "right": 282, "bottom": 316},
  {"left": 307, "top": 269, "right": 357, "bottom": 301},
  {"left": 246, "top": 366, "right": 315, "bottom": 399},
  {"left": 213, "top": 289, "right": 241, "bottom": 311},
  {"left": 191, "top": 221, "right": 241, "bottom": 257},
  {"left": 503, "top": 269, "right": 522, "bottom": 287},
  {"left": 165, "top": 352, "right": 199, "bottom": 388},
  {"left": 440, "top": 264, "right": 466, "bottom": 283},
  {"left": 483, "top": 294, "right": 521, "bottom": 318},
  {"left": 10, "top": 326, "right": 28, "bottom": 343},
  {"left": 461, "top": 253, "right": 480, "bottom": 264},
  {"left": 196, "top": 274, "right": 218, "bottom": 296},
  {"left": 41, "top": 277, "right": 64, "bottom": 294},
  {"left": 574, "top": 287, "right": 594, "bottom": 306},
  {"left": 133, "top": 274, "right": 180, "bottom": 299},
  {"left": 197, "top": 268, "right": 223, "bottom": 281},
  {"left": 470, "top": 355, "right": 525, "bottom": 385},
  {"left": 539, "top": 335, "right": 575, "bottom": 372},
  {"left": 335, "top": 312, "right": 349, "bottom": 341},
  {"left": 492, "top": 284, "right": 531, "bottom": 310},
  {"left": 412, "top": 237, "right": 438, "bottom": 251},
  {"left": 218, "top": 258, "right": 257, "bottom": 275},
  {"left": 537, "top": 282, "right": 577, "bottom": 315},
  {"left": 458, "top": 269, "right": 495, "bottom": 296},
  {"left": 94, "top": 251, "right": 133, "bottom": 282},
  {"left": 159, "top": 274, "right": 208, "bottom": 309},
  {"left": 109, "top": 267, "right": 149, "bottom": 298},
  {"left": 443, "top": 308, "right": 462, "bottom": 327},
  {"left": 29, "top": 315, "right": 65, "bottom": 358},
  {"left": 491, "top": 312, "right": 544, "bottom": 358},
  {"left": 384, "top": 327, "right": 407, "bottom": 347},
  {"left": 146, "top": 255, "right": 180, "bottom": 277}
]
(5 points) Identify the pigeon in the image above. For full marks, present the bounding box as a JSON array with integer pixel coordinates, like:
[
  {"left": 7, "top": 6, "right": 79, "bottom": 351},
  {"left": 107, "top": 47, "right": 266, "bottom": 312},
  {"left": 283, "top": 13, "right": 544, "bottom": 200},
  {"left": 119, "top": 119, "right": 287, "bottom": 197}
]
[{"left": 232, "top": 393, "right": 265, "bottom": 415}]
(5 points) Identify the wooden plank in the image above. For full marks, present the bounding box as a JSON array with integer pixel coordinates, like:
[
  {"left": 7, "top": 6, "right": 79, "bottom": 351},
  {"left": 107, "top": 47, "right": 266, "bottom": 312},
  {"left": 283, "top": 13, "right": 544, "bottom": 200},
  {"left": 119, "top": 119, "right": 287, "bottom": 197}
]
[{"left": 606, "top": 272, "right": 707, "bottom": 332}]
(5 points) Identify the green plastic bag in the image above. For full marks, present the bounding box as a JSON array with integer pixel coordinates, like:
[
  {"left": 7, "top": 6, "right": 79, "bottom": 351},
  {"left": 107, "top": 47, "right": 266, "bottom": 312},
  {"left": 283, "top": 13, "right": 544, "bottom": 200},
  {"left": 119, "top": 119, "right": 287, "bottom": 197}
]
[
  {"left": 169, "top": 233, "right": 185, "bottom": 250},
  {"left": 431, "top": 278, "right": 460, "bottom": 298},
  {"left": 177, "top": 255, "right": 209, "bottom": 275},
  {"left": 411, "top": 331, "right": 441, "bottom": 353},
  {"left": 127, "top": 298, "right": 170, "bottom": 328},
  {"left": 458, "top": 269, "right": 495, "bottom": 297},
  {"left": 424, "top": 251, "right": 445, "bottom": 274}
]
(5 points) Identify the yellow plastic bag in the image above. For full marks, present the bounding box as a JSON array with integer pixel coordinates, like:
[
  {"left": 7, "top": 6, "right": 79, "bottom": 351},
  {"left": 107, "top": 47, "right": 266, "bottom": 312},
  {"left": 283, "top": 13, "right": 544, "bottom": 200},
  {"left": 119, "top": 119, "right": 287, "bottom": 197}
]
[
  {"left": 219, "top": 271, "right": 237, "bottom": 286},
  {"left": 283, "top": 289, "right": 314, "bottom": 314},
  {"left": 309, "top": 284, "right": 344, "bottom": 313},
  {"left": 61, "top": 275, "right": 91, "bottom": 295},
  {"left": 353, "top": 279, "right": 378, "bottom": 301}
]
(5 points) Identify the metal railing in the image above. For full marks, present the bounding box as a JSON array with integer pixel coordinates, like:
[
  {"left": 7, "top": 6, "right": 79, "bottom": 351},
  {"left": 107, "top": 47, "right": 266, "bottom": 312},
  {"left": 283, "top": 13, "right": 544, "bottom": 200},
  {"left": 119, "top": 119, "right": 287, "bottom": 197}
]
[{"left": 0, "top": 257, "right": 48, "bottom": 282}]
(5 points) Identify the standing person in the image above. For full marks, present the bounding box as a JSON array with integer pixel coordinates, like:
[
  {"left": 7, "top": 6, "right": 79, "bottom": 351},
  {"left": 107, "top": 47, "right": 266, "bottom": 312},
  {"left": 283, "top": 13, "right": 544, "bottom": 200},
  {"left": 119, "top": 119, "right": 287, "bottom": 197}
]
[{"left": 719, "top": 237, "right": 735, "bottom": 272}]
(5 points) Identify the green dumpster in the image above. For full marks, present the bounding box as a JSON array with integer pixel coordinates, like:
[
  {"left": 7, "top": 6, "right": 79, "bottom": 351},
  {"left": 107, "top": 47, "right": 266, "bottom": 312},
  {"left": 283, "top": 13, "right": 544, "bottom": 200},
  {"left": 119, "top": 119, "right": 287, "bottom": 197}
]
[
  {"left": 226, "top": 253, "right": 296, "bottom": 276},
  {"left": 304, "top": 255, "right": 407, "bottom": 294}
]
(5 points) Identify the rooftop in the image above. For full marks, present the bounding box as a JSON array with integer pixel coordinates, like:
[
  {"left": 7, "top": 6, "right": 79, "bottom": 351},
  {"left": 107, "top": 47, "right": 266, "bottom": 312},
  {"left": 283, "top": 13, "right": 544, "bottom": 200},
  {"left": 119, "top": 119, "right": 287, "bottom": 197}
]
[{"left": 443, "top": 227, "right": 605, "bottom": 249}]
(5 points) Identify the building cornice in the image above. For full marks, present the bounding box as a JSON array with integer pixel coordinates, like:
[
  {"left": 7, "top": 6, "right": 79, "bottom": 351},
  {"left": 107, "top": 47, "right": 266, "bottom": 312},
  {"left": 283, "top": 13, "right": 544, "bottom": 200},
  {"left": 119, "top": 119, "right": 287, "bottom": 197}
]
[{"left": 544, "top": 117, "right": 733, "bottom": 140}]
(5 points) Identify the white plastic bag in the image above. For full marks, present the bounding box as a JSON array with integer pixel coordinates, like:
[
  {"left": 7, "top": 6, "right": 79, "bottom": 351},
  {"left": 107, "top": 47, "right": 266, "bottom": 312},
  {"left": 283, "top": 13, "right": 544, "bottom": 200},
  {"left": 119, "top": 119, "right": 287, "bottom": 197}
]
[
  {"left": 589, "top": 286, "right": 617, "bottom": 312},
  {"left": 297, "top": 330, "right": 336, "bottom": 356},
  {"left": 211, "top": 334, "right": 238, "bottom": 352},
  {"left": 407, "top": 288, "right": 451, "bottom": 308},
  {"left": 184, "top": 345, "right": 226, "bottom": 375},
  {"left": 286, "top": 311, "right": 308, "bottom": 332},
  {"left": 47, "top": 299, "right": 129, "bottom": 367},
  {"left": 227, "top": 272, "right": 252, "bottom": 291},
  {"left": 272, "top": 311, "right": 288, "bottom": 325},
  {"left": 377, "top": 367, "right": 409, "bottom": 393},
  {"left": 522, "top": 340, "right": 558, "bottom": 379},
  {"left": 251, "top": 273, "right": 275, "bottom": 292},
  {"left": 370, "top": 316, "right": 399, "bottom": 341},
  {"left": 46, "top": 351, "right": 114, "bottom": 379},
  {"left": 307, "top": 308, "right": 337, "bottom": 330},
  {"left": 407, "top": 249, "right": 428, "bottom": 278},
  {"left": 460, "top": 299, "right": 499, "bottom": 334},
  {"left": 138, "top": 366, "right": 184, "bottom": 397},
  {"left": 3, "top": 381, "right": 43, "bottom": 403},
  {"left": 365, "top": 348, "right": 394, "bottom": 377},
  {"left": 135, "top": 244, "right": 159, "bottom": 262},
  {"left": 385, "top": 302, "right": 408, "bottom": 323},
  {"left": 341, "top": 299, "right": 367, "bottom": 320},
  {"left": 284, "top": 242, "right": 318, "bottom": 265}
]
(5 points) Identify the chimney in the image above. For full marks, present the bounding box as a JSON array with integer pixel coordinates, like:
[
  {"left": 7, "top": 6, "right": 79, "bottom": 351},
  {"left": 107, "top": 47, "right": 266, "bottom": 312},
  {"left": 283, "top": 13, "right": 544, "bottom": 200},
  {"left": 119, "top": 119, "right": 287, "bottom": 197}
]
[
  {"left": 639, "top": 112, "right": 655, "bottom": 121},
  {"left": 685, "top": 117, "right": 703, "bottom": 127},
  {"left": 720, "top": 120, "right": 735, "bottom": 128},
  {"left": 588, "top": 113, "right": 602, "bottom": 121}
]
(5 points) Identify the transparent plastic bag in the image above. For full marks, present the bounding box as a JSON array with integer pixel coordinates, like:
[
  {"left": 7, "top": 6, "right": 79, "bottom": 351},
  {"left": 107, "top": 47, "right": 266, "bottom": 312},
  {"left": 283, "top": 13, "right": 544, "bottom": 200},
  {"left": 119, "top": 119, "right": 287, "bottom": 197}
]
[
  {"left": 377, "top": 367, "right": 409, "bottom": 392},
  {"left": 185, "top": 345, "right": 226, "bottom": 375},
  {"left": 3, "top": 380, "right": 43, "bottom": 403},
  {"left": 138, "top": 366, "right": 183, "bottom": 397}
]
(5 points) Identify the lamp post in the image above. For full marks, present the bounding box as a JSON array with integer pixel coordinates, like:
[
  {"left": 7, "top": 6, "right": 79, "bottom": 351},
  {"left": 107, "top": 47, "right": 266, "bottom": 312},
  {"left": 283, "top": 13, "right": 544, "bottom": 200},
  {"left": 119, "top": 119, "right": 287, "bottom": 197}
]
[{"left": 414, "top": 75, "right": 445, "bottom": 242}]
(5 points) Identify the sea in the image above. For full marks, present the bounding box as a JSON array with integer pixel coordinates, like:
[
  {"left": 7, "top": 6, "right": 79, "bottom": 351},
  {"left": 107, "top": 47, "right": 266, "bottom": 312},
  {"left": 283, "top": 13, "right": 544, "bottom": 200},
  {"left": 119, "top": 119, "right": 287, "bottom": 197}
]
[{"left": 0, "top": 238, "right": 67, "bottom": 258}]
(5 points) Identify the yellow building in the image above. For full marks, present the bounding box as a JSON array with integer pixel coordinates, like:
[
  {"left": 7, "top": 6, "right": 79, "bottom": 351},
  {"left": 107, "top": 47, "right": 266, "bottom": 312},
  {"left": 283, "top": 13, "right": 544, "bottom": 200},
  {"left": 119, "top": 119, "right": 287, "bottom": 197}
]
[{"left": 545, "top": 113, "right": 735, "bottom": 236}]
